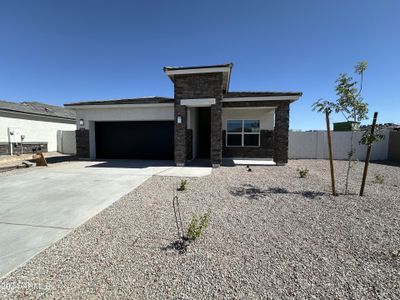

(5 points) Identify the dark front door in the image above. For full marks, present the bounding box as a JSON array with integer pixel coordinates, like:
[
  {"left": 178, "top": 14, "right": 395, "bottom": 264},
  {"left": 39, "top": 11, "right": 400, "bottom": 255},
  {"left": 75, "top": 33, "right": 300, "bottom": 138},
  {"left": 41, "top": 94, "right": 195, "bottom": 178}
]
[
  {"left": 197, "top": 107, "right": 211, "bottom": 158},
  {"left": 95, "top": 121, "right": 174, "bottom": 159}
]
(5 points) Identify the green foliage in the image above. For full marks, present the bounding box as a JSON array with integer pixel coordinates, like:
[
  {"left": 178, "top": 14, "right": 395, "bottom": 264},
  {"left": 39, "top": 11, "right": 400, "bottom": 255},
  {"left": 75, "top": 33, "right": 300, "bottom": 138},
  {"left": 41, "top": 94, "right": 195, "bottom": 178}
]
[
  {"left": 312, "top": 61, "right": 369, "bottom": 123},
  {"left": 374, "top": 173, "right": 384, "bottom": 184},
  {"left": 335, "top": 73, "right": 369, "bottom": 122},
  {"left": 355, "top": 61, "right": 368, "bottom": 75},
  {"left": 186, "top": 209, "right": 211, "bottom": 241},
  {"left": 297, "top": 168, "right": 309, "bottom": 178},
  {"left": 312, "top": 99, "right": 336, "bottom": 114},
  {"left": 178, "top": 179, "right": 188, "bottom": 191},
  {"left": 359, "top": 131, "right": 384, "bottom": 146}
]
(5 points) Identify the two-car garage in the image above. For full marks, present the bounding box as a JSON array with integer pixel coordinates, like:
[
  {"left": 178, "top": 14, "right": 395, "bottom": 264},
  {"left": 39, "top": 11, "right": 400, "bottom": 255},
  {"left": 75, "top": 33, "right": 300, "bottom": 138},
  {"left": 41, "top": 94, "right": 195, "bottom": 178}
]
[
  {"left": 67, "top": 98, "right": 176, "bottom": 160},
  {"left": 95, "top": 121, "right": 174, "bottom": 160}
]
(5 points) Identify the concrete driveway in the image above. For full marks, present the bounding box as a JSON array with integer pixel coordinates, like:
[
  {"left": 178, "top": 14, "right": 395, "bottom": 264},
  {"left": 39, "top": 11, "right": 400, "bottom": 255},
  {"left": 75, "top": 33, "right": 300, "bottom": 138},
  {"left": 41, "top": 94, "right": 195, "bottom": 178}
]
[{"left": 0, "top": 160, "right": 211, "bottom": 278}]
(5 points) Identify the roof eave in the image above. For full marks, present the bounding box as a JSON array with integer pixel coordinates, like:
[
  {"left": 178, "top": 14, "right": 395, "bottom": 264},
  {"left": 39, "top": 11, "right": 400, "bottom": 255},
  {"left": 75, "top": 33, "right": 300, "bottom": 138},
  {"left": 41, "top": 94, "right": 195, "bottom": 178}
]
[
  {"left": 163, "top": 63, "right": 233, "bottom": 92},
  {"left": 64, "top": 97, "right": 174, "bottom": 107},
  {"left": 0, "top": 108, "right": 76, "bottom": 121},
  {"left": 222, "top": 94, "right": 302, "bottom": 103}
]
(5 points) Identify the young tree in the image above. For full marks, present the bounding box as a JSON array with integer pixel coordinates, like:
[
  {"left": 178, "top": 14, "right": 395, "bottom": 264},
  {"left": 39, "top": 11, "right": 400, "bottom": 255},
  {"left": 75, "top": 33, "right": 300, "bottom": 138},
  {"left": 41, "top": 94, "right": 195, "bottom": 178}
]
[
  {"left": 311, "top": 103, "right": 337, "bottom": 196},
  {"left": 313, "top": 61, "right": 369, "bottom": 194}
]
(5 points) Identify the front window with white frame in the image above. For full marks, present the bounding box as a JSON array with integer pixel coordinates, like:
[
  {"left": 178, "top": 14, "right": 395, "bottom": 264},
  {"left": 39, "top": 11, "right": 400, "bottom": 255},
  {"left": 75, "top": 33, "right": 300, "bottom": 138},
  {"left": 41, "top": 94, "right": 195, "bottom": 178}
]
[{"left": 226, "top": 120, "right": 260, "bottom": 147}]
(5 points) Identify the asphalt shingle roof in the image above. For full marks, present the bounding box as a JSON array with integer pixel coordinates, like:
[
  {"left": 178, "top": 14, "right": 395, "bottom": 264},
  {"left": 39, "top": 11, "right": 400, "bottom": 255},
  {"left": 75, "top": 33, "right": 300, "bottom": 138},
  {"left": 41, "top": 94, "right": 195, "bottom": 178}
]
[
  {"left": 224, "top": 91, "right": 303, "bottom": 97},
  {"left": 0, "top": 100, "right": 76, "bottom": 120},
  {"left": 64, "top": 96, "right": 174, "bottom": 106},
  {"left": 163, "top": 63, "right": 233, "bottom": 72}
]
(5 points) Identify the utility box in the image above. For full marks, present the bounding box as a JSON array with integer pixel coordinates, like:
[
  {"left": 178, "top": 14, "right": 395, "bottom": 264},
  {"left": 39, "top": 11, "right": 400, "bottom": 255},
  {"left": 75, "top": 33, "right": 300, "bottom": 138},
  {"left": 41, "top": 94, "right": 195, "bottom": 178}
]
[
  {"left": 333, "top": 122, "right": 360, "bottom": 131},
  {"left": 8, "top": 127, "right": 22, "bottom": 143}
]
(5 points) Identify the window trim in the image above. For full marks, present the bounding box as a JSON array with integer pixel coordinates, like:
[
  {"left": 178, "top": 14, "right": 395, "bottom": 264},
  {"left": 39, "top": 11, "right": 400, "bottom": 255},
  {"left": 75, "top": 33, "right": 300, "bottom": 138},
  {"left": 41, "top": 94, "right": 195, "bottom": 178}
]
[{"left": 226, "top": 119, "right": 261, "bottom": 147}]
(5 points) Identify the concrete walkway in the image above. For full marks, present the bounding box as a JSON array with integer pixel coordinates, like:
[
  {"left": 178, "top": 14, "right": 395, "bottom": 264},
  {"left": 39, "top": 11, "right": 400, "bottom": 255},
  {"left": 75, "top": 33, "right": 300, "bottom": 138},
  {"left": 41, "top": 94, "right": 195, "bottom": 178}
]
[{"left": 0, "top": 160, "right": 211, "bottom": 278}]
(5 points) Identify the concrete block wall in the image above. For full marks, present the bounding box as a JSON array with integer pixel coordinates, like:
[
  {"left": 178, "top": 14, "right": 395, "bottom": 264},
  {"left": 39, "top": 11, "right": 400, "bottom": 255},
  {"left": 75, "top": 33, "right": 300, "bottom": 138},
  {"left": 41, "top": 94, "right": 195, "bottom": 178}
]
[
  {"left": 288, "top": 129, "right": 391, "bottom": 160},
  {"left": 57, "top": 130, "right": 76, "bottom": 154}
]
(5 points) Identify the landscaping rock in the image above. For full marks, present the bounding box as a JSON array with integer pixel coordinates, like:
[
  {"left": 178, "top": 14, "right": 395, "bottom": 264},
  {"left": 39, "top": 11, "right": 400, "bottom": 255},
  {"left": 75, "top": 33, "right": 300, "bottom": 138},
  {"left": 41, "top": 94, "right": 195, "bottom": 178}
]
[{"left": 0, "top": 160, "right": 399, "bottom": 299}]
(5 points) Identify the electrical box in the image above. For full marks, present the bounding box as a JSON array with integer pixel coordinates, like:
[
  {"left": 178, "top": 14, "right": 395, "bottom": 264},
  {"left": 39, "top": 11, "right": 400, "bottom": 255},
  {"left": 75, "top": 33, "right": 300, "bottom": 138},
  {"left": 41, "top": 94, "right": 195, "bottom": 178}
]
[
  {"left": 8, "top": 128, "right": 22, "bottom": 143},
  {"left": 333, "top": 122, "right": 360, "bottom": 131}
]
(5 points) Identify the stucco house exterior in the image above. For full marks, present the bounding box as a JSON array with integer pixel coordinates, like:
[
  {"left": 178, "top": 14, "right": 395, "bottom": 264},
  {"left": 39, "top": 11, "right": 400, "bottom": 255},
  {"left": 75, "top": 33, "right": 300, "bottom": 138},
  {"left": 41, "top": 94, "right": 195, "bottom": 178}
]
[
  {"left": 0, "top": 100, "right": 76, "bottom": 155},
  {"left": 65, "top": 63, "right": 302, "bottom": 166}
]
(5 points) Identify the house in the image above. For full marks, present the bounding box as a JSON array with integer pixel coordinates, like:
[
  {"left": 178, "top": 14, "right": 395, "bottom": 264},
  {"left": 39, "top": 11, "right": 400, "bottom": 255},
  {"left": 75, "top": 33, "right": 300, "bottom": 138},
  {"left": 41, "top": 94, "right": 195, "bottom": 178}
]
[
  {"left": 0, "top": 100, "right": 76, "bottom": 155},
  {"left": 65, "top": 63, "right": 302, "bottom": 166}
]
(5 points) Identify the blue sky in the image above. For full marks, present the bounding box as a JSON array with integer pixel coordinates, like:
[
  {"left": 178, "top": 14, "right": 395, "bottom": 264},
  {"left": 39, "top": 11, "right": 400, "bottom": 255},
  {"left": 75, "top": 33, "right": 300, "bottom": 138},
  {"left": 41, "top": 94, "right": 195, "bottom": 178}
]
[{"left": 0, "top": 0, "right": 399, "bottom": 130}]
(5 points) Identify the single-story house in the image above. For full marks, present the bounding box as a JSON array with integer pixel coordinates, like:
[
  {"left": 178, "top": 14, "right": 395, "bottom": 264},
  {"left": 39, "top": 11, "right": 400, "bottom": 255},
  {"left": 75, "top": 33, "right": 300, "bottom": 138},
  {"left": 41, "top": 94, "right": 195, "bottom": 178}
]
[
  {"left": 65, "top": 63, "right": 302, "bottom": 166},
  {"left": 0, "top": 100, "right": 76, "bottom": 155}
]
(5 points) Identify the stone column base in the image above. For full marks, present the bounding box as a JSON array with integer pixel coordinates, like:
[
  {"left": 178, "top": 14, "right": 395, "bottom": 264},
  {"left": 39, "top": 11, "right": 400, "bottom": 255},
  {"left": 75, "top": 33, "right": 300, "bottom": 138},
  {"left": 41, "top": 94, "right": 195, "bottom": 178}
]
[{"left": 212, "top": 163, "right": 220, "bottom": 168}]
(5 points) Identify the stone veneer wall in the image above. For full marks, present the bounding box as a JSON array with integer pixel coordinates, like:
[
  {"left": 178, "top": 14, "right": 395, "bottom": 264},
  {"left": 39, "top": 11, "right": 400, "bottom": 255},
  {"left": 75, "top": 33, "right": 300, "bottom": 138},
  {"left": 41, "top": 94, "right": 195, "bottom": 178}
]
[
  {"left": 273, "top": 103, "right": 289, "bottom": 164},
  {"left": 210, "top": 103, "right": 222, "bottom": 165},
  {"left": 222, "top": 130, "right": 274, "bottom": 158},
  {"left": 0, "top": 142, "right": 48, "bottom": 155},
  {"left": 75, "top": 129, "right": 90, "bottom": 158},
  {"left": 222, "top": 100, "right": 290, "bottom": 164},
  {"left": 173, "top": 73, "right": 224, "bottom": 166},
  {"left": 0, "top": 143, "right": 9, "bottom": 155}
]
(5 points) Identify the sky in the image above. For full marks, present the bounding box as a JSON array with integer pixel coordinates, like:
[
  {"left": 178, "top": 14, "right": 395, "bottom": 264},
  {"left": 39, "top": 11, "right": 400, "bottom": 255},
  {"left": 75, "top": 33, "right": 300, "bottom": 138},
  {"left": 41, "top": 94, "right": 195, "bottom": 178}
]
[{"left": 0, "top": 0, "right": 399, "bottom": 130}]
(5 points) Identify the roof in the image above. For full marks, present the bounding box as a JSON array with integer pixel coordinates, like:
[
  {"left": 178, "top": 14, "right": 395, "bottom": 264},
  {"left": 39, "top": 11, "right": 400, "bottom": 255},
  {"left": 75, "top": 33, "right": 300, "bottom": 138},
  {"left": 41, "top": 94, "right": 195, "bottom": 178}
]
[
  {"left": 0, "top": 100, "right": 76, "bottom": 120},
  {"left": 224, "top": 91, "right": 303, "bottom": 98},
  {"left": 163, "top": 63, "right": 233, "bottom": 72},
  {"left": 64, "top": 96, "right": 174, "bottom": 107},
  {"left": 164, "top": 63, "right": 233, "bottom": 93}
]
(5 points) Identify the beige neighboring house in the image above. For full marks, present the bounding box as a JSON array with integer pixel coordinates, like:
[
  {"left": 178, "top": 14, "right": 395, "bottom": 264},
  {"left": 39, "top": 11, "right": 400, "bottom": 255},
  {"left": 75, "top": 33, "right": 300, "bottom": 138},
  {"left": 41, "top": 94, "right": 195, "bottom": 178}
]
[{"left": 0, "top": 100, "right": 76, "bottom": 155}]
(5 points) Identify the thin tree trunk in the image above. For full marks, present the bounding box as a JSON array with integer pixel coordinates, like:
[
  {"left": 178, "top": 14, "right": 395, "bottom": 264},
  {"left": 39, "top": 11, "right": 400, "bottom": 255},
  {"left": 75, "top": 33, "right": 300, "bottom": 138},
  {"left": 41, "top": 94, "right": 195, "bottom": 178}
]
[
  {"left": 344, "top": 131, "right": 355, "bottom": 195},
  {"left": 359, "top": 112, "right": 378, "bottom": 196},
  {"left": 326, "top": 111, "right": 337, "bottom": 196}
]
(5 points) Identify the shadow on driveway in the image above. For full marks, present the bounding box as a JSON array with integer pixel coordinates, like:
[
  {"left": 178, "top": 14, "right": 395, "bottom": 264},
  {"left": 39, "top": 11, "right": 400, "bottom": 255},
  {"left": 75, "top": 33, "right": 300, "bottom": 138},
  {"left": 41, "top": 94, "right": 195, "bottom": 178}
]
[
  {"left": 85, "top": 159, "right": 175, "bottom": 169},
  {"left": 86, "top": 159, "right": 215, "bottom": 169}
]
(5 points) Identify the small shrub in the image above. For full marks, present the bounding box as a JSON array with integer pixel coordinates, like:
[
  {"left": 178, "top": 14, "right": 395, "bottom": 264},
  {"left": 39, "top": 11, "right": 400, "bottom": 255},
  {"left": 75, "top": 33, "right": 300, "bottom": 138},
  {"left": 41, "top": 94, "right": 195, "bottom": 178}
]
[
  {"left": 297, "top": 168, "right": 309, "bottom": 178},
  {"left": 186, "top": 209, "right": 211, "bottom": 241},
  {"left": 178, "top": 179, "right": 188, "bottom": 191},
  {"left": 374, "top": 173, "right": 384, "bottom": 184}
]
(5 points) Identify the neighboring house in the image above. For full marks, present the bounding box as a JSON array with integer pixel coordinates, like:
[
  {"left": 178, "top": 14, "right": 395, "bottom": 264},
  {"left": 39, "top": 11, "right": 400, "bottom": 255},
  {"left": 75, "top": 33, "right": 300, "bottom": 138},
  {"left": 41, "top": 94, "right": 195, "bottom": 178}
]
[
  {"left": 65, "top": 63, "right": 302, "bottom": 166},
  {"left": 0, "top": 100, "right": 76, "bottom": 155}
]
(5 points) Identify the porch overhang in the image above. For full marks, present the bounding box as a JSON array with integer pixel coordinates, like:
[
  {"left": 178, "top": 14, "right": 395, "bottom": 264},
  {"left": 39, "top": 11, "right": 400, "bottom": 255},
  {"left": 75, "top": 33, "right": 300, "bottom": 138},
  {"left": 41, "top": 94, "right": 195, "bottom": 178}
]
[
  {"left": 180, "top": 98, "right": 216, "bottom": 107},
  {"left": 223, "top": 93, "right": 301, "bottom": 103}
]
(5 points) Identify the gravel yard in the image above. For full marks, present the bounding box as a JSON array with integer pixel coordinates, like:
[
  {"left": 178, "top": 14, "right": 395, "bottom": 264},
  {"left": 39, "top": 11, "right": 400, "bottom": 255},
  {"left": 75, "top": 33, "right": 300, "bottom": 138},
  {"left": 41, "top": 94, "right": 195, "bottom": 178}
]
[{"left": 1, "top": 159, "right": 399, "bottom": 299}]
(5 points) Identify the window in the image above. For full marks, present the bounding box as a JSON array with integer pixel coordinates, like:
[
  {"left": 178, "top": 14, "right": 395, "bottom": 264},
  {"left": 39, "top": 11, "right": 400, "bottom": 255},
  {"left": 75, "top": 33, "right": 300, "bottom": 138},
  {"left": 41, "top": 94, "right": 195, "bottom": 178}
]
[{"left": 226, "top": 120, "right": 260, "bottom": 147}]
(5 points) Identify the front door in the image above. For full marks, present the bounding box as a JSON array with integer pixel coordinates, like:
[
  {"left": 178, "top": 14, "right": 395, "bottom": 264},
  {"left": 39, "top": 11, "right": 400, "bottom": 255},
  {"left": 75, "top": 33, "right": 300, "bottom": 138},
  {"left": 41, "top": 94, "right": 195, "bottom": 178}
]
[{"left": 197, "top": 107, "right": 211, "bottom": 158}]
